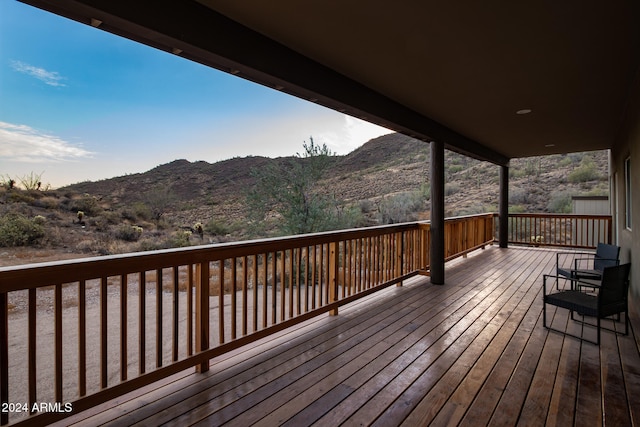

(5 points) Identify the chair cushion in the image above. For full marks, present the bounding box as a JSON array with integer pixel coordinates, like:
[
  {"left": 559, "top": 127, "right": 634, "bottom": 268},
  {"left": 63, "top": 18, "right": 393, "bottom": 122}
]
[{"left": 544, "top": 290, "right": 598, "bottom": 317}]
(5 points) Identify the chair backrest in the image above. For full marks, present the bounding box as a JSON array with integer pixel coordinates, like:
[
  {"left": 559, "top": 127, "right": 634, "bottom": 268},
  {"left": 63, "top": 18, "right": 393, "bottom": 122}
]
[
  {"left": 594, "top": 243, "right": 620, "bottom": 271},
  {"left": 598, "top": 263, "right": 631, "bottom": 307}
]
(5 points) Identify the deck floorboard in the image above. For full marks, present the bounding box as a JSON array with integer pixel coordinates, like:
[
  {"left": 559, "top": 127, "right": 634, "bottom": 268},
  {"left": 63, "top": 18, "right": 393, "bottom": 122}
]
[{"left": 51, "top": 246, "right": 640, "bottom": 427}]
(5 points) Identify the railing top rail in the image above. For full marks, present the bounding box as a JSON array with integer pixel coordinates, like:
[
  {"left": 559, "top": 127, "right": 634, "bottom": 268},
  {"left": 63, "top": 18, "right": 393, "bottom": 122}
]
[
  {"left": 0, "top": 221, "right": 422, "bottom": 292},
  {"left": 505, "top": 213, "right": 612, "bottom": 219}
]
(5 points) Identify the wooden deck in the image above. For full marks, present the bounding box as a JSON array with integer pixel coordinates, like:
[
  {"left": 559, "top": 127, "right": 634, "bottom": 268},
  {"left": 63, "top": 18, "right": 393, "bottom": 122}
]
[{"left": 50, "top": 246, "right": 640, "bottom": 426}]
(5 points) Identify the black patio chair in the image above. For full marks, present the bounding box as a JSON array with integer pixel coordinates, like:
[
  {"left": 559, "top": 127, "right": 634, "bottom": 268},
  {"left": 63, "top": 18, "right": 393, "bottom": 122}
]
[
  {"left": 556, "top": 243, "right": 620, "bottom": 282},
  {"left": 543, "top": 263, "right": 631, "bottom": 345}
]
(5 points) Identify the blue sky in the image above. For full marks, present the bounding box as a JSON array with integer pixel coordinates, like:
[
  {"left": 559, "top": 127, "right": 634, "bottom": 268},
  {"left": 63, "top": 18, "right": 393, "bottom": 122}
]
[{"left": 0, "top": 1, "right": 391, "bottom": 188}]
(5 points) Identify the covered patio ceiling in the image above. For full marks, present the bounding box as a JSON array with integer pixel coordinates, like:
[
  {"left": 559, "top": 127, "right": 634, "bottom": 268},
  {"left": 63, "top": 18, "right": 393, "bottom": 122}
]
[{"left": 20, "top": 0, "right": 640, "bottom": 165}]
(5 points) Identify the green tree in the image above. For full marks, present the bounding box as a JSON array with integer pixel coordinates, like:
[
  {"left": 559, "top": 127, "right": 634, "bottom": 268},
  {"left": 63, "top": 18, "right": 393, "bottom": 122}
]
[{"left": 247, "top": 137, "right": 347, "bottom": 235}]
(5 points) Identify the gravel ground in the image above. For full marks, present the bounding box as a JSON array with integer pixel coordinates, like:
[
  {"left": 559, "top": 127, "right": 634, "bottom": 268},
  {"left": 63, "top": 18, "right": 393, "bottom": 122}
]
[{"left": 4, "top": 269, "right": 266, "bottom": 423}]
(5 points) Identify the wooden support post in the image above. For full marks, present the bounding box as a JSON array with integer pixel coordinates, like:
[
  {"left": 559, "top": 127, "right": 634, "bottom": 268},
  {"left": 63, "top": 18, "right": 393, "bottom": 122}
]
[
  {"left": 499, "top": 164, "right": 509, "bottom": 248},
  {"left": 430, "top": 140, "right": 445, "bottom": 285},
  {"left": 195, "top": 262, "right": 210, "bottom": 373},
  {"left": 329, "top": 242, "right": 339, "bottom": 316}
]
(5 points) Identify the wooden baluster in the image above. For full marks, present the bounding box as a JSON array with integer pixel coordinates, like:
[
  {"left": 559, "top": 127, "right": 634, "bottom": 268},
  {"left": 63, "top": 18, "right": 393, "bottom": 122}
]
[
  {"left": 329, "top": 242, "right": 339, "bottom": 316},
  {"left": 121, "top": 274, "right": 128, "bottom": 380},
  {"left": 262, "top": 254, "right": 268, "bottom": 329},
  {"left": 271, "top": 253, "right": 277, "bottom": 325},
  {"left": 311, "top": 246, "right": 317, "bottom": 309},
  {"left": 101, "top": 277, "right": 108, "bottom": 388},
  {"left": 219, "top": 260, "right": 225, "bottom": 344},
  {"left": 156, "top": 270, "right": 163, "bottom": 368},
  {"left": 195, "top": 262, "right": 209, "bottom": 373},
  {"left": 296, "top": 248, "right": 302, "bottom": 316},
  {"left": 139, "top": 272, "right": 146, "bottom": 375},
  {"left": 396, "top": 233, "right": 404, "bottom": 287},
  {"left": 243, "top": 256, "right": 248, "bottom": 336},
  {"left": 280, "top": 251, "right": 286, "bottom": 322},
  {"left": 187, "top": 265, "right": 193, "bottom": 356},
  {"left": 172, "top": 267, "right": 179, "bottom": 362},
  {"left": 231, "top": 258, "right": 237, "bottom": 340},
  {"left": 252, "top": 255, "right": 258, "bottom": 333},
  {"left": 289, "top": 249, "right": 294, "bottom": 319}
]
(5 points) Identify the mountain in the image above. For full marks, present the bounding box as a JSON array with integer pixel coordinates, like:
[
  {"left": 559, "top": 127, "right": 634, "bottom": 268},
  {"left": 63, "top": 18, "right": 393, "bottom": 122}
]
[
  {"left": 0, "top": 133, "right": 609, "bottom": 263},
  {"left": 62, "top": 132, "right": 609, "bottom": 227}
]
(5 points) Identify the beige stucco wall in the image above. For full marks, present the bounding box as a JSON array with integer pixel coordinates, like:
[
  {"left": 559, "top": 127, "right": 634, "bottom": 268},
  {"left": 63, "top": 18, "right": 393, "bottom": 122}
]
[{"left": 612, "top": 76, "right": 640, "bottom": 300}]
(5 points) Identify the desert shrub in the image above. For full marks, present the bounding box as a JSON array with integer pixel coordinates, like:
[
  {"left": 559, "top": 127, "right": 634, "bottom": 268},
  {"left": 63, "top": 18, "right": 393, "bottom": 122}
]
[
  {"left": 0, "top": 213, "right": 45, "bottom": 247},
  {"left": 359, "top": 199, "right": 375, "bottom": 214},
  {"left": 69, "top": 194, "right": 101, "bottom": 216},
  {"left": 170, "top": 230, "right": 192, "bottom": 247},
  {"left": 120, "top": 208, "right": 137, "bottom": 222},
  {"left": 115, "top": 224, "right": 143, "bottom": 242},
  {"left": 509, "top": 167, "right": 527, "bottom": 179},
  {"left": 509, "top": 205, "right": 526, "bottom": 213},
  {"left": 452, "top": 204, "right": 489, "bottom": 216},
  {"left": 137, "top": 238, "right": 165, "bottom": 252},
  {"left": 419, "top": 182, "right": 431, "bottom": 200},
  {"left": 547, "top": 191, "right": 573, "bottom": 213},
  {"left": 558, "top": 156, "right": 573, "bottom": 167},
  {"left": 31, "top": 196, "right": 60, "bottom": 210},
  {"left": 568, "top": 157, "right": 601, "bottom": 183},
  {"left": 378, "top": 192, "right": 423, "bottom": 224},
  {"left": 102, "top": 211, "right": 122, "bottom": 225},
  {"left": 448, "top": 165, "right": 464, "bottom": 175},
  {"left": 75, "top": 236, "right": 121, "bottom": 255},
  {"left": 445, "top": 183, "right": 461, "bottom": 196},
  {"left": 509, "top": 188, "right": 528, "bottom": 205},
  {"left": 7, "top": 190, "right": 35, "bottom": 205},
  {"left": 205, "top": 218, "right": 230, "bottom": 236}
]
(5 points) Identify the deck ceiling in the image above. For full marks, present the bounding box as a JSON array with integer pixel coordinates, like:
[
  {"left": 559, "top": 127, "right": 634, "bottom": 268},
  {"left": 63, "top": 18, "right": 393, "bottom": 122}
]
[{"left": 20, "top": 0, "right": 640, "bottom": 165}]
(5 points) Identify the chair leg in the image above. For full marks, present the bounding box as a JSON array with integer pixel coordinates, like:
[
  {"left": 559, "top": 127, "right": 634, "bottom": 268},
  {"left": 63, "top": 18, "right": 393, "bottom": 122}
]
[{"left": 625, "top": 310, "right": 629, "bottom": 336}]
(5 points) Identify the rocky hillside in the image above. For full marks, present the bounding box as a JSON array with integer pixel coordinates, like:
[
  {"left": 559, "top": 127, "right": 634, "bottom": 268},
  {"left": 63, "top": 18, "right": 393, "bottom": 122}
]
[
  {"left": 0, "top": 133, "right": 608, "bottom": 262},
  {"left": 64, "top": 132, "right": 608, "bottom": 226}
]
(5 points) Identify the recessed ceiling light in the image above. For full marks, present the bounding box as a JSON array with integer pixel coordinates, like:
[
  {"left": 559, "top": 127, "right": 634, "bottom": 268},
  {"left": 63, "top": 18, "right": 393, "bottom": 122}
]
[
  {"left": 516, "top": 109, "right": 532, "bottom": 115},
  {"left": 545, "top": 144, "right": 555, "bottom": 148}
]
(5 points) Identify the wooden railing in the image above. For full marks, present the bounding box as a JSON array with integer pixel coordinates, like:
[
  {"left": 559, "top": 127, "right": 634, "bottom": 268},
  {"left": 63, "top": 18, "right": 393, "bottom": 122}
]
[
  {"left": 498, "top": 213, "right": 613, "bottom": 249},
  {"left": 0, "top": 215, "right": 495, "bottom": 426}
]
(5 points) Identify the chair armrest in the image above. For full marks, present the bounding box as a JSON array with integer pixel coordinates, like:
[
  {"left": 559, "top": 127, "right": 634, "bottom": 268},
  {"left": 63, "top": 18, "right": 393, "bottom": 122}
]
[
  {"left": 575, "top": 256, "right": 619, "bottom": 270},
  {"left": 574, "top": 277, "right": 601, "bottom": 290},
  {"left": 557, "top": 251, "right": 594, "bottom": 269},
  {"left": 543, "top": 274, "right": 575, "bottom": 294},
  {"left": 574, "top": 256, "right": 594, "bottom": 269}
]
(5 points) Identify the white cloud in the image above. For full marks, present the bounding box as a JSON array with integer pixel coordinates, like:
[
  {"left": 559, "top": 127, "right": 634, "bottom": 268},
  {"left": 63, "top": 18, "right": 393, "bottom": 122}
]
[
  {"left": 318, "top": 115, "right": 392, "bottom": 154},
  {"left": 10, "top": 60, "right": 66, "bottom": 87},
  {"left": 0, "top": 121, "right": 93, "bottom": 163}
]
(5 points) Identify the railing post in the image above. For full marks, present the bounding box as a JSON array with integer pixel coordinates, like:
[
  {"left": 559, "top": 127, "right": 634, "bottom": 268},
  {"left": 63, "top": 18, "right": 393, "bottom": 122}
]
[
  {"left": 195, "top": 262, "right": 210, "bottom": 373},
  {"left": 1, "top": 292, "right": 8, "bottom": 426},
  {"left": 329, "top": 242, "right": 339, "bottom": 316}
]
